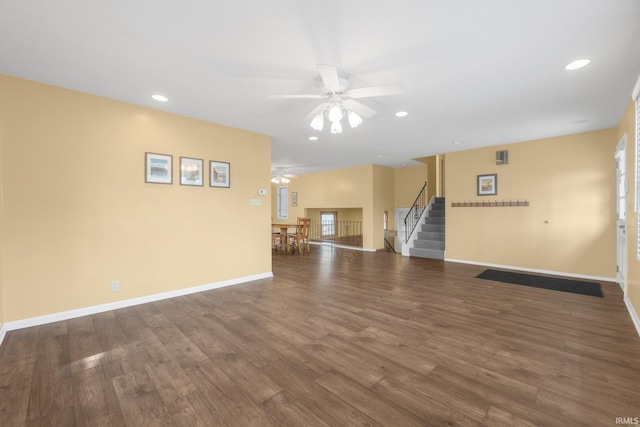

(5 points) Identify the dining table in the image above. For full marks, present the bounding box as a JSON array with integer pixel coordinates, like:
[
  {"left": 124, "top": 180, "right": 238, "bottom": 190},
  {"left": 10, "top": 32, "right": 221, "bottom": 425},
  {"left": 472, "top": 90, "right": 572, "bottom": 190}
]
[{"left": 272, "top": 223, "right": 300, "bottom": 253}]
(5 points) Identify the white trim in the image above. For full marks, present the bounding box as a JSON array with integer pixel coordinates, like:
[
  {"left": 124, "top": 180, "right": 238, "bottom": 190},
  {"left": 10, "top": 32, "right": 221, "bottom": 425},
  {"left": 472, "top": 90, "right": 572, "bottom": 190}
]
[
  {"left": 309, "top": 241, "right": 376, "bottom": 252},
  {"left": 2, "top": 272, "right": 273, "bottom": 333},
  {"left": 0, "top": 323, "right": 7, "bottom": 349},
  {"left": 444, "top": 258, "right": 616, "bottom": 283},
  {"left": 624, "top": 296, "right": 640, "bottom": 338},
  {"left": 444, "top": 258, "right": 638, "bottom": 338},
  {"left": 632, "top": 72, "right": 640, "bottom": 102}
]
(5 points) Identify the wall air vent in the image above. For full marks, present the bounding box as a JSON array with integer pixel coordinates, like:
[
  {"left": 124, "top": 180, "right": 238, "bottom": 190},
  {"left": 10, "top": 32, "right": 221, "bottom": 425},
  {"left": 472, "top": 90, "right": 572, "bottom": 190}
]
[{"left": 496, "top": 150, "right": 509, "bottom": 165}]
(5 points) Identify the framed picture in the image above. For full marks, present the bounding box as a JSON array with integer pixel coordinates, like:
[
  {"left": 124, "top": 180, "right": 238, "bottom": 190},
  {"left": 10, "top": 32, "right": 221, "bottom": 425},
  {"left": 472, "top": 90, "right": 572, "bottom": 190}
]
[
  {"left": 145, "top": 152, "right": 173, "bottom": 184},
  {"left": 292, "top": 191, "right": 298, "bottom": 206},
  {"left": 210, "top": 161, "right": 230, "bottom": 188},
  {"left": 180, "top": 157, "right": 204, "bottom": 186},
  {"left": 477, "top": 173, "right": 497, "bottom": 196}
]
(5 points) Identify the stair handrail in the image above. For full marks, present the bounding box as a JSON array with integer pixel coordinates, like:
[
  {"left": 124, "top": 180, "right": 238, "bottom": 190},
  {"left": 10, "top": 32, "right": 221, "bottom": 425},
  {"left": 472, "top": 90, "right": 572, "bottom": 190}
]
[
  {"left": 404, "top": 181, "right": 427, "bottom": 243},
  {"left": 384, "top": 237, "right": 397, "bottom": 253}
]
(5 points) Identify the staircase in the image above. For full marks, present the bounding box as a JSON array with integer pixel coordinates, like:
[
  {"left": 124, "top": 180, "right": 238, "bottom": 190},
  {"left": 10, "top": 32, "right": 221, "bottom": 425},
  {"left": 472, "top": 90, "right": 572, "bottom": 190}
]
[{"left": 409, "top": 197, "right": 445, "bottom": 260}]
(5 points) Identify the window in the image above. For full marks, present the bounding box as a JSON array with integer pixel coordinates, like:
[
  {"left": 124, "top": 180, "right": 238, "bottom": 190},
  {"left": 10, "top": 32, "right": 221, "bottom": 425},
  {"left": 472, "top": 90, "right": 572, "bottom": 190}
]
[
  {"left": 277, "top": 186, "right": 288, "bottom": 219},
  {"left": 320, "top": 211, "right": 337, "bottom": 238}
]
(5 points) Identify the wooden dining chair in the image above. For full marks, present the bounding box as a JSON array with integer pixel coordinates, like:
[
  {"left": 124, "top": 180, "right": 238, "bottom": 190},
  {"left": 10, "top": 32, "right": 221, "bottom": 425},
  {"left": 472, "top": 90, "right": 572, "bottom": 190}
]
[
  {"left": 289, "top": 217, "right": 311, "bottom": 254},
  {"left": 272, "top": 218, "right": 283, "bottom": 251}
]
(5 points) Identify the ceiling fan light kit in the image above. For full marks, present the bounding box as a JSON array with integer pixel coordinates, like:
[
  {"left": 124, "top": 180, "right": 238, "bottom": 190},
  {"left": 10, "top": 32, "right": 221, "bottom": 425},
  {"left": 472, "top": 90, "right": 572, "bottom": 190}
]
[
  {"left": 348, "top": 111, "right": 363, "bottom": 128},
  {"left": 271, "top": 168, "right": 296, "bottom": 184},
  {"left": 331, "top": 120, "right": 343, "bottom": 134},
  {"left": 328, "top": 104, "right": 343, "bottom": 122},
  {"left": 271, "top": 176, "right": 290, "bottom": 184},
  {"left": 310, "top": 114, "right": 324, "bottom": 131},
  {"left": 271, "top": 64, "right": 403, "bottom": 135}
]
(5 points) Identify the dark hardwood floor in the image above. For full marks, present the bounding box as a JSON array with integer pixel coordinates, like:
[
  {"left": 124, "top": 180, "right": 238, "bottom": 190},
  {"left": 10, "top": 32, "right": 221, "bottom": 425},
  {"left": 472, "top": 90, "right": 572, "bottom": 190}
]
[{"left": 1, "top": 246, "right": 639, "bottom": 426}]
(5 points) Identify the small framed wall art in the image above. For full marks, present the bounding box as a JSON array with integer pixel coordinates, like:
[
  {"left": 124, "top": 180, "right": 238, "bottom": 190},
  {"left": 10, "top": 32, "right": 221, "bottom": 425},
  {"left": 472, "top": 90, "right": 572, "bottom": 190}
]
[
  {"left": 210, "top": 160, "right": 230, "bottom": 188},
  {"left": 477, "top": 173, "right": 497, "bottom": 196},
  {"left": 145, "top": 152, "right": 173, "bottom": 184},
  {"left": 180, "top": 157, "right": 204, "bottom": 186}
]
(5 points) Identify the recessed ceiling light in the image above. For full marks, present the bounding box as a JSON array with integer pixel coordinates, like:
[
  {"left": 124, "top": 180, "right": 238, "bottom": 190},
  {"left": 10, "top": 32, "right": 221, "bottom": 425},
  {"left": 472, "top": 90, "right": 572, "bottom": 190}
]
[
  {"left": 395, "top": 111, "right": 408, "bottom": 117},
  {"left": 309, "top": 136, "right": 318, "bottom": 141},
  {"left": 453, "top": 141, "right": 464, "bottom": 145},
  {"left": 377, "top": 155, "right": 383, "bottom": 158},
  {"left": 152, "top": 94, "right": 168, "bottom": 102},
  {"left": 565, "top": 59, "right": 590, "bottom": 71}
]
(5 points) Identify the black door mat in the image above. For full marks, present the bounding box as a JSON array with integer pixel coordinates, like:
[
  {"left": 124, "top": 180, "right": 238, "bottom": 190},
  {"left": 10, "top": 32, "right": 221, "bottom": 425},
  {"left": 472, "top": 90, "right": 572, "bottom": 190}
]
[{"left": 476, "top": 269, "right": 603, "bottom": 297}]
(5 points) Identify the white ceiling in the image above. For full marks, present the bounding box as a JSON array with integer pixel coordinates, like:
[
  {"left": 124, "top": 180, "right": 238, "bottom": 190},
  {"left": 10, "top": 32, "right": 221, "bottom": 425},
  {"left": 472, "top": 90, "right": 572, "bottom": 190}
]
[{"left": 1, "top": 1, "right": 639, "bottom": 176}]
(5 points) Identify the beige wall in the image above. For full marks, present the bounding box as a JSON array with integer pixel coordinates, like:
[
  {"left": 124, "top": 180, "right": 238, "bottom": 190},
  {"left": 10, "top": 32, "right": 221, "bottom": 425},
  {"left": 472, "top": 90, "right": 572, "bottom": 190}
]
[
  {"left": 0, "top": 75, "right": 3, "bottom": 329},
  {"left": 373, "top": 165, "right": 395, "bottom": 247},
  {"left": 425, "top": 156, "right": 438, "bottom": 201},
  {"left": 272, "top": 164, "right": 383, "bottom": 248},
  {"left": 394, "top": 164, "right": 428, "bottom": 207},
  {"left": 619, "top": 98, "right": 640, "bottom": 318},
  {"left": 0, "top": 75, "right": 272, "bottom": 322},
  {"left": 445, "top": 129, "right": 617, "bottom": 278}
]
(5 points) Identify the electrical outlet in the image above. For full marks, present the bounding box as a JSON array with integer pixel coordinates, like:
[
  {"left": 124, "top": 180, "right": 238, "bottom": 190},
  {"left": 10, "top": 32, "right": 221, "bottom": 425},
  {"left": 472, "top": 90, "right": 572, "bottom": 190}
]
[{"left": 111, "top": 280, "right": 119, "bottom": 292}]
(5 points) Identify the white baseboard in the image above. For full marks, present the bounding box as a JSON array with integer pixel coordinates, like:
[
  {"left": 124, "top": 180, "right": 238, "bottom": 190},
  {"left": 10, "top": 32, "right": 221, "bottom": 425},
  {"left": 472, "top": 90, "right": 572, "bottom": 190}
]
[
  {"left": 0, "top": 323, "right": 6, "bottom": 349},
  {"left": 624, "top": 296, "right": 640, "bottom": 338},
  {"left": 444, "top": 258, "right": 616, "bottom": 283},
  {"left": 446, "top": 258, "right": 639, "bottom": 338},
  {"left": 0, "top": 272, "right": 273, "bottom": 341},
  {"left": 309, "top": 242, "right": 376, "bottom": 252}
]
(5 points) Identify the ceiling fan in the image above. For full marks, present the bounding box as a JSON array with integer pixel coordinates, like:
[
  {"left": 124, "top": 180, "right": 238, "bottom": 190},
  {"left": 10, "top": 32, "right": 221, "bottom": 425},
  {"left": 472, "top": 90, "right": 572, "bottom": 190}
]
[
  {"left": 269, "top": 64, "right": 403, "bottom": 134},
  {"left": 271, "top": 168, "right": 297, "bottom": 184}
]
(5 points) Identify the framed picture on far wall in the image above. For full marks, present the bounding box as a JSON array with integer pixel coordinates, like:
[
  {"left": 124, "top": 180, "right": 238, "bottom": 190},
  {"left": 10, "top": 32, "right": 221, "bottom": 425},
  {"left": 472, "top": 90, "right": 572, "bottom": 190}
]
[
  {"left": 180, "top": 157, "right": 204, "bottom": 186},
  {"left": 210, "top": 160, "right": 230, "bottom": 188},
  {"left": 145, "top": 152, "right": 173, "bottom": 184},
  {"left": 477, "top": 173, "right": 497, "bottom": 196}
]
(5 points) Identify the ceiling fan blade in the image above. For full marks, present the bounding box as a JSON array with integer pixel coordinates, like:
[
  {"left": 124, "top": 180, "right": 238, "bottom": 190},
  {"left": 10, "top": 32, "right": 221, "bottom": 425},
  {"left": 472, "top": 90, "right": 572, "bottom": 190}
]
[
  {"left": 268, "top": 94, "right": 326, "bottom": 99},
  {"left": 317, "top": 64, "right": 340, "bottom": 93},
  {"left": 303, "top": 102, "right": 330, "bottom": 121},
  {"left": 347, "top": 83, "right": 403, "bottom": 98},
  {"left": 342, "top": 99, "right": 377, "bottom": 119}
]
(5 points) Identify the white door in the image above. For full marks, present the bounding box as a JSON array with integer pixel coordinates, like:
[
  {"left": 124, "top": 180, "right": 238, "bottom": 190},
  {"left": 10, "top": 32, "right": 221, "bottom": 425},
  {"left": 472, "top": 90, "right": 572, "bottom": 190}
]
[
  {"left": 615, "top": 138, "right": 627, "bottom": 292},
  {"left": 277, "top": 186, "right": 288, "bottom": 219}
]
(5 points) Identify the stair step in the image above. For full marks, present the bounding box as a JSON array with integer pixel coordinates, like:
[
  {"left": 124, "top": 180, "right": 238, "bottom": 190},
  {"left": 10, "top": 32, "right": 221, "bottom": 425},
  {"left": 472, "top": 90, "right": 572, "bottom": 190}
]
[
  {"left": 408, "top": 197, "right": 446, "bottom": 260},
  {"left": 421, "top": 223, "right": 444, "bottom": 232},
  {"left": 424, "top": 217, "right": 445, "bottom": 225},
  {"left": 417, "top": 231, "right": 444, "bottom": 241},
  {"left": 414, "top": 240, "right": 444, "bottom": 250},
  {"left": 409, "top": 247, "right": 444, "bottom": 260}
]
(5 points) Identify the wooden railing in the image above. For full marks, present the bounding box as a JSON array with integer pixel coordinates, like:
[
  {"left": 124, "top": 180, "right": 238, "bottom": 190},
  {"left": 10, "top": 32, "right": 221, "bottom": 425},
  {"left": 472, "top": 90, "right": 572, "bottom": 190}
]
[
  {"left": 404, "top": 182, "right": 427, "bottom": 243},
  {"left": 310, "top": 220, "right": 363, "bottom": 247},
  {"left": 384, "top": 237, "right": 396, "bottom": 253}
]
